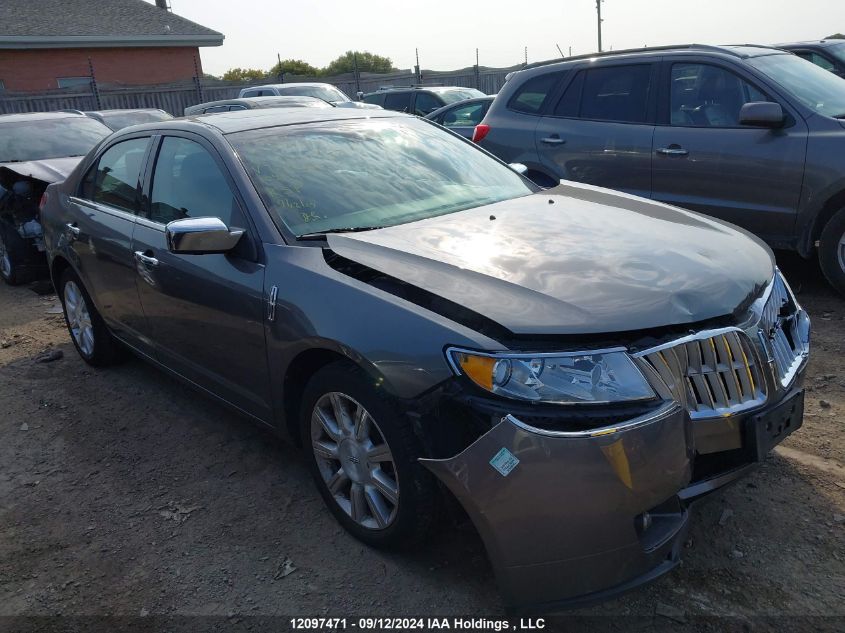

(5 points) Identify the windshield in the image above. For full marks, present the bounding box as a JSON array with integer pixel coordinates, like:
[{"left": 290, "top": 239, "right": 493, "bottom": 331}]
[
  {"left": 100, "top": 110, "right": 171, "bottom": 130},
  {"left": 439, "top": 89, "right": 487, "bottom": 104},
  {"left": 828, "top": 42, "right": 845, "bottom": 65},
  {"left": 0, "top": 117, "right": 112, "bottom": 162},
  {"left": 277, "top": 85, "right": 350, "bottom": 103},
  {"left": 748, "top": 53, "right": 845, "bottom": 117},
  {"left": 229, "top": 117, "right": 535, "bottom": 237}
]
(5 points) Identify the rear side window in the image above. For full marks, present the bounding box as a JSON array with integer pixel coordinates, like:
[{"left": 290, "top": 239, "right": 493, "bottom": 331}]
[
  {"left": 149, "top": 137, "right": 243, "bottom": 227},
  {"left": 507, "top": 72, "right": 564, "bottom": 114},
  {"left": 82, "top": 137, "right": 149, "bottom": 214},
  {"left": 363, "top": 93, "right": 385, "bottom": 106},
  {"left": 414, "top": 91, "right": 442, "bottom": 115},
  {"left": 580, "top": 64, "right": 652, "bottom": 123},
  {"left": 383, "top": 92, "right": 411, "bottom": 112}
]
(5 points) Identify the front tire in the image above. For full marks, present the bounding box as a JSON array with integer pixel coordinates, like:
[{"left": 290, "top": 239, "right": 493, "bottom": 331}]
[
  {"left": 300, "top": 361, "right": 439, "bottom": 548},
  {"left": 818, "top": 207, "right": 845, "bottom": 296},
  {"left": 58, "top": 268, "right": 123, "bottom": 366}
]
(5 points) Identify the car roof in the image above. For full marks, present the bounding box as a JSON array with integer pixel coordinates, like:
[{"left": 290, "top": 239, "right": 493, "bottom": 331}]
[
  {"left": 244, "top": 82, "right": 335, "bottom": 90},
  {"left": 519, "top": 43, "right": 787, "bottom": 73},
  {"left": 145, "top": 107, "right": 405, "bottom": 135},
  {"left": 190, "top": 96, "right": 329, "bottom": 109},
  {"left": 86, "top": 108, "right": 167, "bottom": 115},
  {"left": 0, "top": 111, "right": 89, "bottom": 123},
  {"left": 777, "top": 40, "right": 844, "bottom": 49}
]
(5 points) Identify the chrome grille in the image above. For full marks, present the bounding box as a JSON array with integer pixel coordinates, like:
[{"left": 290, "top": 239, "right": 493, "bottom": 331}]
[
  {"left": 637, "top": 330, "right": 766, "bottom": 419},
  {"left": 759, "top": 272, "right": 809, "bottom": 387}
]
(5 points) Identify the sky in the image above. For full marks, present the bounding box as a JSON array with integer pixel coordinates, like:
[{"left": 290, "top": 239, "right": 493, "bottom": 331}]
[{"left": 165, "top": 0, "right": 845, "bottom": 76}]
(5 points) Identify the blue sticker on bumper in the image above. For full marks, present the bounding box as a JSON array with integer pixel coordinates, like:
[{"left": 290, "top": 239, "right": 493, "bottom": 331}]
[{"left": 490, "top": 447, "right": 520, "bottom": 477}]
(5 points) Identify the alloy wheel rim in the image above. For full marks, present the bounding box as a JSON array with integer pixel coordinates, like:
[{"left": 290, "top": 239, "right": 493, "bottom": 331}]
[
  {"left": 310, "top": 392, "right": 399, "bottom": 530},
  {"left": 0, "top": 235, "right": 10, "bottom": 279},
  {"left": 64, "top": 281, "right": 95, "bottom": 357}
]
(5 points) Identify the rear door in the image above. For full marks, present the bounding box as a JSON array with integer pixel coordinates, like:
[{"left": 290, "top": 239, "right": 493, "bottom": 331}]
[
  {"left": 651, "top": 59, "right": 808, "bottom": 240},
  {"left": 534, "top": 62, "right": 658, "bottom": 198},
  {"left": 130, "top": 133, "right": 272, "bottom": 420},
  {"left": 67, "top": 135, "right": 154, "bottom": 353}
]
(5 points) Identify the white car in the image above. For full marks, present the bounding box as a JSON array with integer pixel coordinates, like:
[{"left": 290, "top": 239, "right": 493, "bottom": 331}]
[{"left": 238, "top": 82, "right": 381, "bottom": 109}]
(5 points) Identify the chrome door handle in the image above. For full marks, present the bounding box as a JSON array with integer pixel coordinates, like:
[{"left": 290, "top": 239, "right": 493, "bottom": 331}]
[
  {"left": 134, "top": 250, "right": 159, "bottom": 267},
  {"left": 540, "top": 137, "right": 566, "bottom": 145},
  {"left": 66, "top": 222, "right": 81, "bottom": 237},
  {"left": 267, "top": 285, "right": 278, "bottom": 322},
  {"left": 656, "top": 147, "right": 689, "bottom": 156}
]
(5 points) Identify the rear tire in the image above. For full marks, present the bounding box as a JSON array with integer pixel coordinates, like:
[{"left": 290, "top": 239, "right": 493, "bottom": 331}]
[
  {"left": 818, "top": 207, "right": 845, "bottom": 296},
  {"left": 299, "top": 361, "right": 439, "bottom": 549},
  {"left": 58, "top": 268, "right": 123, "bottom": 366}
]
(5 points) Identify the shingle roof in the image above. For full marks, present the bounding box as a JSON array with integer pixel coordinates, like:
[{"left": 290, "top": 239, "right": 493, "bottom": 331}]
[{"left": 0, "top": 0, "right": 224, "bottom": 48}]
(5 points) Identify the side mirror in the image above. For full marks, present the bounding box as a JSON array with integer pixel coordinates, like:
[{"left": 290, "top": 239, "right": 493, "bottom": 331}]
[
  {"left": 165, "top": 217, "right": 244, "bottom": 254},
  {"left": 509, "top": 163, "right": 528, "bottom": 175},
  {"left": 739, "top": 102, "right": 785, "bottom": 128}
]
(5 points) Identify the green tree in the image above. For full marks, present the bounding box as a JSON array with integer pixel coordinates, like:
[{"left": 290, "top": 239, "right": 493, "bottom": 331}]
[
  {"left": 323, "top": 51, "right": 395, "bottom": 76},
  {"left": 268, "top": 59, "right": 320, "bottom": 78},
  {"left": 221, "top": 67, "right": 267, "bottom": 82},
  {"left": 827, "top": 33, "right": 845, "bottom": 39}
]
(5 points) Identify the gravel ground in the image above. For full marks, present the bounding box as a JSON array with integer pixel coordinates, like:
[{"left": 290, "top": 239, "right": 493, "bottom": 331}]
[{"left": 0, "top": 253, "right": 843, "bottom": 632}]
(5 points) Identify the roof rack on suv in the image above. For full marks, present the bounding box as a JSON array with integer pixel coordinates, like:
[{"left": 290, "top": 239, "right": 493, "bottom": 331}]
[{"left": 519, "top": 43, "right": 762, "bottom": 72}]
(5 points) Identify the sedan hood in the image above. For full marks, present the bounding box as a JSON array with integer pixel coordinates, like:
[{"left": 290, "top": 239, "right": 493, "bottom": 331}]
[
  {"left": 0, "top": 156, "right": 83, "bottom": 184},
  {"left": 327, "top": 182, "right": 774, "bottom": 337}
]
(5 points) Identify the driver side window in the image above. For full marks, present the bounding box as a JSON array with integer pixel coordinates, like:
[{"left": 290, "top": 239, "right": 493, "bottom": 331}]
[
  {"left": 670, "top": 63, "right": 770, "bottom": 128},
  {"left": 442, "top": 102, "right": 485, "bottom": 127},
  {"left": 148, "top": 137, "right": 245, "bottom": 228}
]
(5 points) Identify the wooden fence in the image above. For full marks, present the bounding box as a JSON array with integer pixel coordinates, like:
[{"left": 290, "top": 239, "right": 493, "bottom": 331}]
[{"left": 0, "top": 66, "right": 521, "bottom": 116}]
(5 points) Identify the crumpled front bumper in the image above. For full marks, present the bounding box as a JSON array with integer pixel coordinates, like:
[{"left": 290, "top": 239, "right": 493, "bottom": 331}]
[{"left": 419, "top": 402, "right": 694, "bottom": 613}]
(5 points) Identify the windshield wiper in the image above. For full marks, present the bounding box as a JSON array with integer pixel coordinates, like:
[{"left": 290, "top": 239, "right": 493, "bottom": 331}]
[
  {"left": 833, "top": 113, "right": 845, "bottom": 119},
  {"left": 297, "top": 226, "right": 385, "bottom": 240}
]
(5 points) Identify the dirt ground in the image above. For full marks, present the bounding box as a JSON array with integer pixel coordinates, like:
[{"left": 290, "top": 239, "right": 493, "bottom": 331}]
[{"left": 1, "top": 253, "right": 843, "bottom": 632}]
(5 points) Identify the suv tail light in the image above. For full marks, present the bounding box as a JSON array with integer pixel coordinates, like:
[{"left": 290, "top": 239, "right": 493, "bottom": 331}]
[
  {"left": 472, "top": 124, "right": 490, "bottom": 143},
  {"left": 38, "top": 191, "right": 49, "bottom": 212}
]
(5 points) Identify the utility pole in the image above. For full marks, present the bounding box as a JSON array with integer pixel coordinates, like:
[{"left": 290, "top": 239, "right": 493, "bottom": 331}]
[
  {"left": 474, "top": 48, "right": 480, "bottom": 90},
  {"left": 596, "top": 0, "right": 604, "bottom": 52},
  {"left": 414, "top": 48, "right": 421, "bottom": 84},
  {"left": 524, "top": 46, "right": 528, "bottom": 67},
  {"left": 352, "top": 52, "right": 361, "bottom": 96},
  {"left": 277, "top": 52, "right": 283, "bottom": 82}
]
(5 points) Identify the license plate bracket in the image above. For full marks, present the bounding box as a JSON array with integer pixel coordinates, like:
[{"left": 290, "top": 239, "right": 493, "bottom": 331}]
[{"left": 747, "top": 390, "right": 804, "bottom": 461}]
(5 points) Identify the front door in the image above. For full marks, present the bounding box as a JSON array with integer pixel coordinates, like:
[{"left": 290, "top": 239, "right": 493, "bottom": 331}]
[
  {"left": 651, "top": 61, "right": 808, "bottom": 242},
  {"left": 131, "top": 134, "right": 272, "bottom": 421},
  {"left": 67, "top": 136, "right": 154, "bottom": 354},
  {"left": 534, "top": 63, "right": 657, "bottom": 198}
]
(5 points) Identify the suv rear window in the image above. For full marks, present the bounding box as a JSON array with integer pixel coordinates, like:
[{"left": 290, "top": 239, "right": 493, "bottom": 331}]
[
  {"left": 507, "top": 72, "right": 564, "bottom": 114},
  {"left": 383, "top": 92, "right": 411, "bottom": 112},
  {"left": 363, "top": 93, "right": 385, "bottom": 106}
]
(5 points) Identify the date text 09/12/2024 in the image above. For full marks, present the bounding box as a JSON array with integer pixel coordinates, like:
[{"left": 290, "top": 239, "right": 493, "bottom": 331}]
[{"left": 290, "top": 618, "right": 547, "bottom": 630}]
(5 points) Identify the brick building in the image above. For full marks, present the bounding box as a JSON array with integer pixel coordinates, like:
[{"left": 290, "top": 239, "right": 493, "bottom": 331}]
[{"left": 0, "top": 0, "right": 223, "bottom": 92}]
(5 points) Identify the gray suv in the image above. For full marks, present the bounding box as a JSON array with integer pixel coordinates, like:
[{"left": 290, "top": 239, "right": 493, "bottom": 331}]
[{"left": 476, "top": 44, "right": 845, "bottom": 294}]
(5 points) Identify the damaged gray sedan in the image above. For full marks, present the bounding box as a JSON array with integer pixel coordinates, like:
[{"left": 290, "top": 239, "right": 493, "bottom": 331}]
[{"left": 40, "top": 108, "right": 810, "bottom": 613}]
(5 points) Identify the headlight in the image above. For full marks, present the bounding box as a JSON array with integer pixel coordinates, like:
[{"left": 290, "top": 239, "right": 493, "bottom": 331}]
[{"left": 447, "top": 347, "right": 655, "bottom": 404}]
